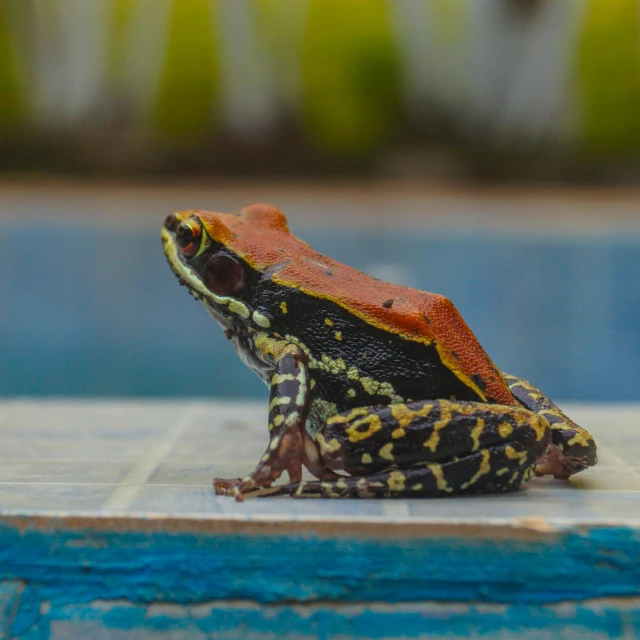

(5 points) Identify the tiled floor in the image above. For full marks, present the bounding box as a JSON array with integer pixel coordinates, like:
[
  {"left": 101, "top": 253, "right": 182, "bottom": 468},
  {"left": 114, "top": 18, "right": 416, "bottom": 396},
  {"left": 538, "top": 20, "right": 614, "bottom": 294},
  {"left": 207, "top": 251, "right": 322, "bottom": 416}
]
[{"left": 0, "top": 399, "right": 639, "bottom": 524}]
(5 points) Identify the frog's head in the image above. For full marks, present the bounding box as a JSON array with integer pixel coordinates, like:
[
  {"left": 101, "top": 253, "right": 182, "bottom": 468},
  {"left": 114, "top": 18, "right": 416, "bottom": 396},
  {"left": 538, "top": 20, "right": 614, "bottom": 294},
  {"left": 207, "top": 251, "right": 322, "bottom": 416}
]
[{"left": 161, "top": 204, "right": 292, "bottom": 334}]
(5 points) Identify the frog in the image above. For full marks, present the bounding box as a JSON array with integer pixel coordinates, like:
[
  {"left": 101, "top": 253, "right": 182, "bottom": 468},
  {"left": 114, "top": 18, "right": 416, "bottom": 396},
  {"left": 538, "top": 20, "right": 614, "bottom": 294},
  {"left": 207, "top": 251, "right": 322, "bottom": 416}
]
[{"left": 161, "top": 204, "right": 597, "bottom": 500}]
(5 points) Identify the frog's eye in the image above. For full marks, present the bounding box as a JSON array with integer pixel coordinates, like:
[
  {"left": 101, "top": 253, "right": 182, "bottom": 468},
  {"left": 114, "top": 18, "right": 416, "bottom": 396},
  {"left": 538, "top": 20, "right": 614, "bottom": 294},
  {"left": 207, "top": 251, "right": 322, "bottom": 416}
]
[
  {"left": 203, "top": 254, "right": 246, "bottom": 297},
  {"left": 175, "top": 217, "right": 203, "bottom": 258}
]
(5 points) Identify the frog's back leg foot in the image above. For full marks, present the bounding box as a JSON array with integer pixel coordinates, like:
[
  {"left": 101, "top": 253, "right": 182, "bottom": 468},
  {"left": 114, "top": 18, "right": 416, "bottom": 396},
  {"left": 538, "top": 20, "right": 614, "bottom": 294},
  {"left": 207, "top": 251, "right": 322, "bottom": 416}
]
[
  {"left": 503, "top": 373, "right": 597, "bottom": 478},
  {"left": 262, "top": 399, "right": 551, "bottom": 498}
]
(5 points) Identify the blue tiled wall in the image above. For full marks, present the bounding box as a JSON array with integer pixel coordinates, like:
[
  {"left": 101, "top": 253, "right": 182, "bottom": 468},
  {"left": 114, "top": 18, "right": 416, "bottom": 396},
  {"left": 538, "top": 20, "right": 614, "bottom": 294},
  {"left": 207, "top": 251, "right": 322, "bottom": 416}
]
[{"left": 1, "top": 223, "right": 638, "bottom": 400}]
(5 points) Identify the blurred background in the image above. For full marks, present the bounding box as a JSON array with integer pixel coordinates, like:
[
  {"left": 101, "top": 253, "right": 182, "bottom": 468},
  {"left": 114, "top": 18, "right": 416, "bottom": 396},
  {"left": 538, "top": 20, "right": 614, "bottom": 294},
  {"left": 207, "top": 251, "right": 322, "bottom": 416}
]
[{"left": 1, "top": 0, "right": 639, "bottom": 401}]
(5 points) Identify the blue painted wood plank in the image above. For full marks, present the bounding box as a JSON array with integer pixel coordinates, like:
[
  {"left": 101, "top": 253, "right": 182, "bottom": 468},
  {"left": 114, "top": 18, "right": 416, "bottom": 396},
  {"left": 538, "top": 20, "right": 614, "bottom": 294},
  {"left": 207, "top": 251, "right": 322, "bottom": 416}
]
[
  {"left": 0, "top": 518, "right": 639, "bottom": 638},
  {"left": 1, "top": 519, "right": 639, "bottom": 606}
]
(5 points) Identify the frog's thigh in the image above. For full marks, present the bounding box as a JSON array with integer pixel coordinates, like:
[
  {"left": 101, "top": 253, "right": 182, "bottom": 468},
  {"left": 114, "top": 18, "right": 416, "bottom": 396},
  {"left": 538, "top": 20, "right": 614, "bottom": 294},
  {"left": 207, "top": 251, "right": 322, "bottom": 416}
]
[
  {"left": 302, "top": 400, "right": 551, "bottom": 498},
  {"left": 317, "top": 400, "right": 550, "bottom": 474},
  {"left": 503, "top": 373, "right": 597, "bottom": 477}
]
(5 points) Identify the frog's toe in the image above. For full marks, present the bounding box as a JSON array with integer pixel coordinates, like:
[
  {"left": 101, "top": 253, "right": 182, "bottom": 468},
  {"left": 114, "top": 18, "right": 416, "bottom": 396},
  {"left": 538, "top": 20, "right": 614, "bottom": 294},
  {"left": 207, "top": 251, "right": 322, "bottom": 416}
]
[
  {"left": 534, "top": 444, "right": 593, "bottom": 479},
  {"left": 213, "top": 477, "right": 243, "bottom": 495}
]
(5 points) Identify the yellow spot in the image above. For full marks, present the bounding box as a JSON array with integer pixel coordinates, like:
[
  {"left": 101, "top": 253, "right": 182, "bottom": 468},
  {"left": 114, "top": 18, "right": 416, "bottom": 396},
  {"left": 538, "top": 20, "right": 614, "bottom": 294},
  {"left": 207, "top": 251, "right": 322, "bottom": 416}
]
[
  {"left": 295, "top": 384, "right": 307, "bottom": 407},
  {"left": 319, "top": 354, "right": 347, "bottom": 375},
  {"left": 496, "top": 467, "right": 509, "bottom": 476},
  {"left": 498, "top": 422, "right": 513, "bottom": 438},
  {"left": 252, "top": 310, "right": 271, "bottom": 328},
  {"left": 391, "top": 403, "right": 433, "bottom": 430},
  {"left": 387, "top": 471, "right": 406, "bottom": 492},
  {"left": 510, "top": 471, "right": 520, "bottom": 485},
  {"left": 345, "top": 368, "right": 403, "bottom": 403},
  {"left": 269, "top": 396, "right": 291, "bottom": 411},
  {"left": 412, "top": 483, "right": 423, "bottom": 491},
  {"left": 329, "top": 407, "right": 369, "bottom": 424},
  {"left": 470, "top": 418, "right": 485, "bottom": 452},
  {"left": 347, "top": 388, "right": 356, "bottom": 398},
  {"left": 361, "top": 453, "right": 373, "bottom": 464},
  {"left": 334, "top": 331, "right": 342, "bottom": 341},
  {"left": 336, "top": 478, "right": 347, "bottom": 489},
  {"left": 316, "top": 433, "right": 342, "bottom": 454},
  {"left": 255, "top": 334, "right": 299, "bottom": 360},
  {"left": 505, "top": 445, "right": 528, "bottom": 465},
  {"left": 424, "top": 403, "right": 477, "bottom": 453},
  {"left": 228, "top": 300, "right": 250, "bottom": 319},
  {"left": 272, "top": 373, "right": 295, "bottom": 385},
  {"left": 269, "top": 437, "right": 280, "bottom": 450},
  {"left": 567, "top": 431, "right": 591, "bottom": 448},
  {"left": 345, "top": 414, "right": 383, "bottom": 443},
  {"left": 310, "top": 379, "right": 316, "bottom": 390},
  {"left": 324, "top": 318, "right": 334, "bottom": 326},
  {"left": 280, "top": 301, "right": 288, "bottom": 314},
  {"left": 379, "top": 443, "right": 394, "bottom": 461},
  {"left": 273, "top": 414, "right": 285, "bottom": 427},
  {"left": 461, "top": 449, "right": 491, "bottom": 489},
  {"left": 424, "top": 409, "right": 451, "bottom": 452},
  {"left": 530, "top": 414, "right": 551, "bottom": 441},
  {"left": 391, "top": 427, "right": 406, "bottom": 439},
  {"left": 430, "top": 463, "right": 453, "bottom": 493}
]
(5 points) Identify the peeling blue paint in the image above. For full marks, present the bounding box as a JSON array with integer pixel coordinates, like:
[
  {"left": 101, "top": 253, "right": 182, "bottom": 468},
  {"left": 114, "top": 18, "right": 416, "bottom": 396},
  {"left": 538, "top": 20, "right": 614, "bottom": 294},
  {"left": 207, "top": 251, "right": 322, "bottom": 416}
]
[
  {"left": 1, "top": 520, "right": 639, "bottom": 638},
  {"left": 10, "top": 585, "right": 40, "bottom": 638}
]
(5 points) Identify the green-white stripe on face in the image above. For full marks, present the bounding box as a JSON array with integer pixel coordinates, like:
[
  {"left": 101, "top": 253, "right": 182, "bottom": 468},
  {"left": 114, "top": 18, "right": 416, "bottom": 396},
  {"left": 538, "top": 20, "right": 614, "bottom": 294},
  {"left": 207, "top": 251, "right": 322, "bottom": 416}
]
[{"left": 161, "top": 227, "right": 251, "bottom": 320}]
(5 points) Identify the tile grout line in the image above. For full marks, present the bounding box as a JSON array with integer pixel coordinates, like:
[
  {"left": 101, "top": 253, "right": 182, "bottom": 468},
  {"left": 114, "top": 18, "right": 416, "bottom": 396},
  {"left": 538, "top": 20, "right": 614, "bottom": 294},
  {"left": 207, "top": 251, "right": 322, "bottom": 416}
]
[{"left": 100, "top": 404, "right": 202, "bottom": 511}]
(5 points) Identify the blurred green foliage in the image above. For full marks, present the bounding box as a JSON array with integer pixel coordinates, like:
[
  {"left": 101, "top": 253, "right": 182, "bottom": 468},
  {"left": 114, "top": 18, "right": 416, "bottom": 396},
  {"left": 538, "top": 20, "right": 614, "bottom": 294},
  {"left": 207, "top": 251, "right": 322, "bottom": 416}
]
[
  {"left": 154, "top": 0, "right": 219, "bottom": 142},
  {"left": 1, "top": 0, "right": 640, "bottom": 179},
  {"left": 301, "top": 0, "right": 401, "bottom": 155},
  {"left": 578, "top": 0, "right": 640, "bottom": 157},
  {"left": 0, "top": 8, "right": 22, "bottom": 131}
]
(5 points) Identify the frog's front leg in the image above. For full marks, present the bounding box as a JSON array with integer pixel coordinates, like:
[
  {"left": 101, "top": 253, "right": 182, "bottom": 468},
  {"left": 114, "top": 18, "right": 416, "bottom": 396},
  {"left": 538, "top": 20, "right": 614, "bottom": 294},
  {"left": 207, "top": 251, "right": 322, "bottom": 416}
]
[
  {"left": 214, "top": 335, "right": 319, "bottom": 499},
  {"left": 262, "top": 400, "right": 552, "bottom": 498}
]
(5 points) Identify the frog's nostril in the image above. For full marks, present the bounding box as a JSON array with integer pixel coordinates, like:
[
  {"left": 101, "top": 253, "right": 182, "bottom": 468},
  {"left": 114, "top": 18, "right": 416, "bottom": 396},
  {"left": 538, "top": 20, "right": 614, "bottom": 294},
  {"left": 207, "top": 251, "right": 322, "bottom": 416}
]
[{"left": 164, "top": 214, "right": 179, "bottom": 232}]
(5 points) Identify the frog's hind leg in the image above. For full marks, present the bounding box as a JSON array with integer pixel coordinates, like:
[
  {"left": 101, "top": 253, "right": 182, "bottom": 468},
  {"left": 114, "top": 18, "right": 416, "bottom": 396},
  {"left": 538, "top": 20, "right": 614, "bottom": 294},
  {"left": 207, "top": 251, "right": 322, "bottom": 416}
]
[
  {"left": 260, "top": 399, "right": 551, "bottom": 498},
  {"left": 503, "top": 374, "right": 597, "bottom": 478}
]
